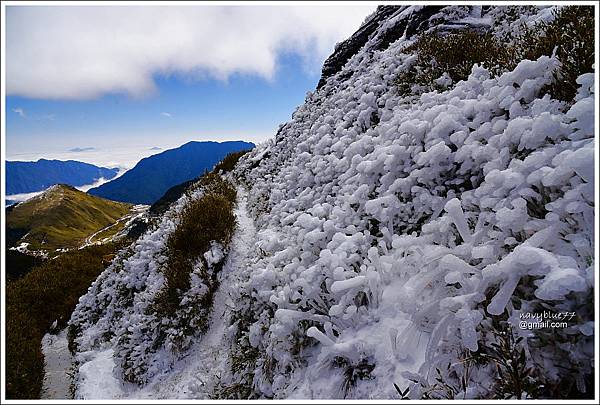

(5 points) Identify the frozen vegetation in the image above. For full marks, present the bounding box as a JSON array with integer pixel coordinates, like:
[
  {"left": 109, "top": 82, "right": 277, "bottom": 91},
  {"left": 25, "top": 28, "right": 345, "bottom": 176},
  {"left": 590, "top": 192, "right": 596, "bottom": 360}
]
[{"left": 67, "top": 5, "right": 595, "bottom": 400}]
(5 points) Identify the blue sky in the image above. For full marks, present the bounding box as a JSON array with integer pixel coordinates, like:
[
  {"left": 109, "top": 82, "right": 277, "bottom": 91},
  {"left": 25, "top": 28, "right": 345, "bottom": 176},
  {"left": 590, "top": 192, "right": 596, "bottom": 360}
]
[
  {"left": 5, "top": 5, "right": 375, "bottom": 168},
  {"left": 6, "top": 53, "right": 318, "bottom": 161}
]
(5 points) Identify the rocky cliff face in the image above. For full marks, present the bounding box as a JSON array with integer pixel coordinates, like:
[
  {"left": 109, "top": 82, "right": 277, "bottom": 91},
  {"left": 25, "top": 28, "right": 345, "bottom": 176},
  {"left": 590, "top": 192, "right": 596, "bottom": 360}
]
[
  {"left": 317, "top": 5, "right": 501, "bottom": 89},
  {"left": 317, "top": 6, "right": 404, "bottom": 89}
]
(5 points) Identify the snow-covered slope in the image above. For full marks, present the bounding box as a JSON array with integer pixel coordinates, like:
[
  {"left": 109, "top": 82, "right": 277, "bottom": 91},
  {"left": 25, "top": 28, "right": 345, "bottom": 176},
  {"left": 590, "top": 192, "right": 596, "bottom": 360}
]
[
  {"left": 228, "top": 5, "right": 595, "bottom": 399},
  {"left": 67, "top": 5, "right": 595, "bottom": 400}
]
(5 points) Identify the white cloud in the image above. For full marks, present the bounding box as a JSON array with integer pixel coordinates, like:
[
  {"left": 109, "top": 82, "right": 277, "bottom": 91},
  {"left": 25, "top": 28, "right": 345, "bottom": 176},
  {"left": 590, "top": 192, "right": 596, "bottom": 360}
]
[
  {"left": 6, "top": 190, "right": 44, "bottom": 203},
  {"left": 68, "top": 147, "right": 96, "bottom": 152},
  {"left": 34, "top": 113, "right": 56, "bottom": 121},
  {"left": 11, "top": 108, "right": 57, "bottom": 120},
  {"left": 12, "top": 107, "right": 26, "bottom": 118},
  {"left": 6, "top": 5, "right": 374, "bottom": 100},
  {"left": 160, "top": 112, "right": 172, "bottom": 118}
]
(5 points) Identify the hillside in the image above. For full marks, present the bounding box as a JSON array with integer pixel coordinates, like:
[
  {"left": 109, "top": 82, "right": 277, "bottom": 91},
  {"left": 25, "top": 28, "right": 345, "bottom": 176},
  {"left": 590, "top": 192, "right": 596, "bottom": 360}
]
[
  {"left": 6, "top": 184, "right": 133, "bottom": 253},
  {"left": 29, "top": 5, "right": 595, "bottom": 400},
  {"left": 6, "top": 159, "right": 119, "bottom": 195},
  {"left": 88, "top": 141, "right": 254, "bottom": 204}
]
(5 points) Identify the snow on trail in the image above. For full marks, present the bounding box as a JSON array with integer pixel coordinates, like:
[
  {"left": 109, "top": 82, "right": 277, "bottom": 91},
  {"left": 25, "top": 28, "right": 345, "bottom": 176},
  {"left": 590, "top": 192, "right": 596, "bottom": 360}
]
[
  {"left": 137, "top": 188, "right": 256, "bottom": 399},
  {"left": 40, "top": 329, "right": 73, "bottom": 399},
  {"left": 76, "top": 349, "right": 125, "bottom": 399},
  {"left": 81, "top": 204, "right": 148, "bottom": 247},
  {"left": 76, "top": 187, "right": 257, "bottom": 399}
]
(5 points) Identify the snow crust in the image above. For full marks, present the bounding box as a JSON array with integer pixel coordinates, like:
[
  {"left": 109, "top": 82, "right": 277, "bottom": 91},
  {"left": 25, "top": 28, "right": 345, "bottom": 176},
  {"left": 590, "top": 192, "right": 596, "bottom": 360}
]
[{"left": 40, "top": 330, "right": 73, "bottom": 399}]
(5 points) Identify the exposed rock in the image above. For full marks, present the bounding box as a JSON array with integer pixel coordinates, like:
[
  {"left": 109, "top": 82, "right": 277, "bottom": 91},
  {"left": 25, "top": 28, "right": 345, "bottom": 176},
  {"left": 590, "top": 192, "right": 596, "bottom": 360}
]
[
  {"left": 318, "top": 6, "right": 449, "bottom": 89},
  {"left": 317, "top": 6, "right": 402, "bottom": 89},
  {"left": 317, "top": 5, "right": 498, "bottom": 89}
]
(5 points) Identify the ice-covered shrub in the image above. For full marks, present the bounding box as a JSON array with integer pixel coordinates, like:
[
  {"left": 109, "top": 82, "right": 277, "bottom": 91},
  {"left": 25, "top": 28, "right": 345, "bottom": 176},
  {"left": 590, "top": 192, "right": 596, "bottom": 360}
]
[
  {"left": 519, "top": 6, "right": 595, "bottom": 102},
  {"left": 397, "top": 6, "right": 595, "bottom": 102},
  {"left": 397, "top": 30, "right": 511, "bottom": 95},
  {"left": 228, "top": 5, "right": 594, "bottom": 399},
  {"left": 333, "top": 355, "right": 376, "bottom": 397},
  {"left": 214, "top": 290, "right": 267, "bottom": 399},
  {"left": 401, "top": 318, "right": 540, "bottom": 399},
  {"left": 484, "top": 320, "right": 538, "bottom": 399}
]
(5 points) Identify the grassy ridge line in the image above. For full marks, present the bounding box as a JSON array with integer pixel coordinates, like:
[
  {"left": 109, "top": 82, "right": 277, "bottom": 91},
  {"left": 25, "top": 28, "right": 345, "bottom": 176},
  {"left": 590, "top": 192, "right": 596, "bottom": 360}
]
[
  {"left": 6, "top": 184, "right": 132, "bottom": 251},
  {"left": 5, "top": 242, "right": 126, "bottom": 399}
]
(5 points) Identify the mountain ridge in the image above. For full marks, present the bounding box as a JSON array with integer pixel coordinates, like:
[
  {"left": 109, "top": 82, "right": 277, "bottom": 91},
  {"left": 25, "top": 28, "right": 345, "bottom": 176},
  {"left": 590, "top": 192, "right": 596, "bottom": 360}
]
[
  {"left": 88, "top": 140, "right": 254, "bottom": 204},
  {"left": 6, "top": 184, "right": 133, "bottom": 253}
]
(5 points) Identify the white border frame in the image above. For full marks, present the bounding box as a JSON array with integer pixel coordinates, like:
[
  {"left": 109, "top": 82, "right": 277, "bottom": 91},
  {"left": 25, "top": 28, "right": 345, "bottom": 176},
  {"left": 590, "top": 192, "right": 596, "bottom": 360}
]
[{"left": 1, "top": 1, "right": 598, "bottom": 404}]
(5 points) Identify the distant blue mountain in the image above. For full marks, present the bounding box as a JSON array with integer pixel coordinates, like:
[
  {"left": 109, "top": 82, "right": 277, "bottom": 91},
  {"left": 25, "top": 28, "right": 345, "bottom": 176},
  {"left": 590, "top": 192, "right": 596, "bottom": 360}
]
[
  {"left": 6, "top": 159, "right": 119, "bottom": 195},
  {"left": 88, "top": 141, "right": 255, "bottom": 204}
]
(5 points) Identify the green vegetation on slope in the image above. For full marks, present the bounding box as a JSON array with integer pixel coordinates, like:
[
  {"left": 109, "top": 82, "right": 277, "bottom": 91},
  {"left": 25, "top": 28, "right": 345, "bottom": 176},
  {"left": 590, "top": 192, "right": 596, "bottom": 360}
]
[
  {"left": 213, "top": 149, "right": 252, "bottom": 173},
  {"left": 5, "top": 242, "right": 126, "bottom": 399},
  {"left": 154, "top": 173, "right": 237, "bottom": 318},
  {"left": 6, "top": 184, "right": 132, "bottom": 252}
]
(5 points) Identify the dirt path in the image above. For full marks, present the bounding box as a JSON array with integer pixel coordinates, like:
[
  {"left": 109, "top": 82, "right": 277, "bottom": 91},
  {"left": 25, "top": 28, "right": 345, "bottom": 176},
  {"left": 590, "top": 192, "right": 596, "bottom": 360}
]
[{"left": 82, "top": 204, "right": 148, "bottom": 247}]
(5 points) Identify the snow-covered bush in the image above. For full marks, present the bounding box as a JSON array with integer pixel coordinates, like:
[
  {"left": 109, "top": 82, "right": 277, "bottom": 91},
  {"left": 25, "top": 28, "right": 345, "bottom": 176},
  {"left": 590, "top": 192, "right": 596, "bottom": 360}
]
[
  {"left": 227, "top": 5, "right": 594, "bottom": 399},
  {"left": 396, "top": 30, "right": 511, "bottom": 96},
  {"left": 153, "top": 174, "right": 236, "bottom": 318},
  {"left": 525, "top": 6, "right": 594, "bottom": 102}
]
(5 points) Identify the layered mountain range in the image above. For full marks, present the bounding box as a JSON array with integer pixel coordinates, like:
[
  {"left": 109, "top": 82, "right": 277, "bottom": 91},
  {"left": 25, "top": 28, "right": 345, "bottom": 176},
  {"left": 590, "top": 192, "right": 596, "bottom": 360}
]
[
  {"left": 88, "top": 141, "right": 254, "bottom": 204},
  {"left": 6, "top": 159, "right": 119, "bottom": 195}
]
